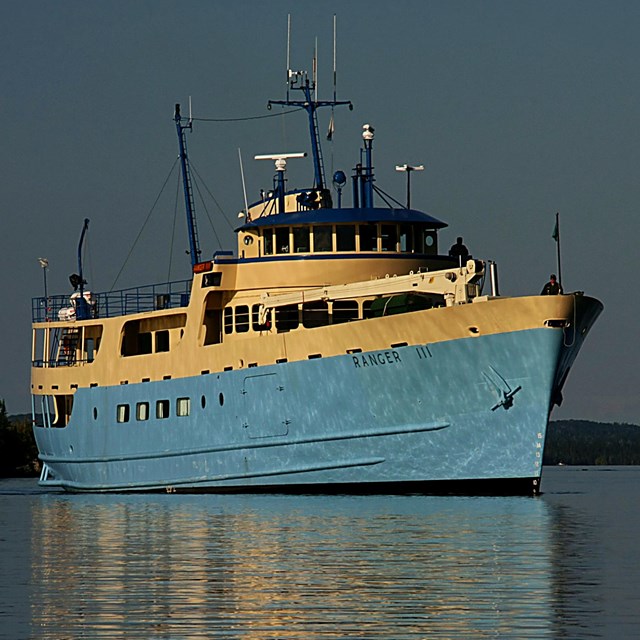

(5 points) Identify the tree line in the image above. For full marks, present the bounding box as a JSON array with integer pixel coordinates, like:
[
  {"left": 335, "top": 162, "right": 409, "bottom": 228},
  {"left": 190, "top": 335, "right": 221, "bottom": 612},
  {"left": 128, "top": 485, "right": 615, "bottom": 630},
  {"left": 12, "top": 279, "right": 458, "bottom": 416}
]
[
  {"left": 543, "top": 420, "right": 640, "bottom": 465},
  {"left": 0, "top": 403, "right": 40, "bottom": 477},
  {"left": 1, "top": 403, "right": 640, "bottom": 477}
]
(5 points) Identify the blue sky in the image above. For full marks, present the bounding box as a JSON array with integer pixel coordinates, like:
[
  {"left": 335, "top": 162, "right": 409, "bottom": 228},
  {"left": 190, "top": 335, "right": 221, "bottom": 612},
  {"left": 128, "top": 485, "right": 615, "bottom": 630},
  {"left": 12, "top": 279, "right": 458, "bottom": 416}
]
[{"left": 1, "top": 1, "right": 637, "bottom": 423}]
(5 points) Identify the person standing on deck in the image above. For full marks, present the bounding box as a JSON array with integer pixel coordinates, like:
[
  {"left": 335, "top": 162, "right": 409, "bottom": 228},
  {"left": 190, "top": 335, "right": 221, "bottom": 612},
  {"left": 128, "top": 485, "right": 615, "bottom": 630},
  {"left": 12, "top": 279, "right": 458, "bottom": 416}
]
[{"left": 541, "top": 274, "right": 563, "bottom": 295}]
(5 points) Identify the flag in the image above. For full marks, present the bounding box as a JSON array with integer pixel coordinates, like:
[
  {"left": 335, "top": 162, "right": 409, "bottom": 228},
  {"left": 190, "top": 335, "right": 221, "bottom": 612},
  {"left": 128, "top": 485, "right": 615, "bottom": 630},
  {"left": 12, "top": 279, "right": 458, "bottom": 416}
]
[
  {"left": 552, "top": 215, "right": 559, "bottom": 242},
  {"left": 327, "top": 113, "right": 335, "bottom": 141}
]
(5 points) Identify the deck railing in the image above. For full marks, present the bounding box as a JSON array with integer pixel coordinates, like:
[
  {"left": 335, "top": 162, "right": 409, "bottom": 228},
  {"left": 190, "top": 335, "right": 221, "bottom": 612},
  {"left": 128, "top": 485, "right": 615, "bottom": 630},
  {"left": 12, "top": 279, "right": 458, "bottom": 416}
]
[{"left": 32, "top": 279, "right": 192, "bottom": 323}]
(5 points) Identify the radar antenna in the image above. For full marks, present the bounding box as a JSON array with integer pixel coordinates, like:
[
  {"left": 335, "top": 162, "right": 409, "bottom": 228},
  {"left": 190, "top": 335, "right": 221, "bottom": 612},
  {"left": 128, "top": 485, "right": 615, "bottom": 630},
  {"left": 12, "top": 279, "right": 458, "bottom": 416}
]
[{"left": 268, "top": 15, "right": 352, "bottom": 191}]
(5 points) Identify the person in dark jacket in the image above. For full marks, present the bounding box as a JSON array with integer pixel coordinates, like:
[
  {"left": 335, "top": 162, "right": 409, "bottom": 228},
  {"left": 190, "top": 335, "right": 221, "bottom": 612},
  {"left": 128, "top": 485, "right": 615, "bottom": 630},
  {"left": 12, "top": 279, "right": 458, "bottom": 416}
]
[
  {"left": 448, "top": 237, "right": 469, "bottom": 262},
  {"left": 541, "top": 274, "right": 563, "bottom": 295}
]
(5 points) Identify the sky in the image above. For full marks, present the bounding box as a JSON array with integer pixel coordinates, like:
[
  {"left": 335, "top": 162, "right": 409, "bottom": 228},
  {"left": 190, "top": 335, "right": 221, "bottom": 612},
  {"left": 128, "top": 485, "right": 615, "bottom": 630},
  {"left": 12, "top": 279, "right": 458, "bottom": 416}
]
[{"left": 1, "top": 0, "right": 638, "bottom": 424}]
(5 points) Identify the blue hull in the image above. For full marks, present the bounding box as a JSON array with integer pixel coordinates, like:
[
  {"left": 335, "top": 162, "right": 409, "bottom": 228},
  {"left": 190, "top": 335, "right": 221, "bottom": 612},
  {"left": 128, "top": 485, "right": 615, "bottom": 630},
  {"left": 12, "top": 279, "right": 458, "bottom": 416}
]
[{"left": 34, "top": 326, "right": 569, "bottom": 494}]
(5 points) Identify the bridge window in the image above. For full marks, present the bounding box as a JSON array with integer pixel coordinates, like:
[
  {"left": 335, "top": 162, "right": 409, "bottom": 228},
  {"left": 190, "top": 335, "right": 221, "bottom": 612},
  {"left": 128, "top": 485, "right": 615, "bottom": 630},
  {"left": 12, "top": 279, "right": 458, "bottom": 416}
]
[
  {"left": 293, "top": 226, "right": 310, "bottom": 253},
  {"left": 381, "top": 224, "right": 398, "bottom": 251},
  {"left": 336, "top": 225, "right": 356, "bottom": 251},
  {"left": 263, "top": 229, "right": 274, "bottom": 255},
  {"left": 313, "top": 226, "right": 332, "bottom": 252},
  {"left": 399, "top": 224, "right": 412, "bottom": 252},
  {"left": 359, "top": 224, "right": 378, "bottom": 251},
  {"left": 275, "top": 227, "right": 290, "bottom": 254},
  {"left": 415, "top": 225, "right": 437, "bottom": 254}
]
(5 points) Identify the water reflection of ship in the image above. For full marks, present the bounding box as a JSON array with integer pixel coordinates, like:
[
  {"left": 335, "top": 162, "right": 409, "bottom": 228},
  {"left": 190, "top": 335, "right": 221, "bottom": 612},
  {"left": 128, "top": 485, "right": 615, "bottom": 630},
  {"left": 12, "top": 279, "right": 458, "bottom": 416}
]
[{"left": 26, "top": 494, "right": 602, "bottom": 638}]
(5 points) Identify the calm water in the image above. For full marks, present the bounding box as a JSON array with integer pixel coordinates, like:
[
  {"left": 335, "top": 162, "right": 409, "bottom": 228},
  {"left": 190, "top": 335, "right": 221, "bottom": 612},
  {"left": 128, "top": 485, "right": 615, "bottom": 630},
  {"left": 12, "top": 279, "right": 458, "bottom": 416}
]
[{"left": 1, "top": 467, "right": 639, "bottom": 639}]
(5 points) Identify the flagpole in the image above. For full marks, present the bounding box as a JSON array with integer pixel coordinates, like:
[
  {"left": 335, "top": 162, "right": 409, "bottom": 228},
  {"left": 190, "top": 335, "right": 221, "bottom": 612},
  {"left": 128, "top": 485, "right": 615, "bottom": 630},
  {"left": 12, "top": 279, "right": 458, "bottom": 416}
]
[{"left": 554, "top": 212, "right": 562, "bottom": 288}]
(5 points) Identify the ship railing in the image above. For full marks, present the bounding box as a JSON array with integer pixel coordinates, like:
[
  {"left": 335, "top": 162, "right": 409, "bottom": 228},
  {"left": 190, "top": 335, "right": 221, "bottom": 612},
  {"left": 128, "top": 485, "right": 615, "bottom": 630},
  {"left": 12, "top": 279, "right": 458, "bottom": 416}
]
[{"left": 31, "top": 279, "right": 192, "bottom": 323}]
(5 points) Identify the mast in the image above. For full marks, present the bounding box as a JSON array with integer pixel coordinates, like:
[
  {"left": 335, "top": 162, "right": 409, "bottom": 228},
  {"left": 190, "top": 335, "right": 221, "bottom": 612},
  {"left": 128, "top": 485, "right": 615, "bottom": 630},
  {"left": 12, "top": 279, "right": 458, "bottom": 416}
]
[
  {"left": 174, "top": 103, "right": 201, "bottom": 268},
  {"left": 268, "top": 17, "right": 352, "bottom": 191},
  {"left": 77, "top": 218, "right": 89, "bottom": 298}
]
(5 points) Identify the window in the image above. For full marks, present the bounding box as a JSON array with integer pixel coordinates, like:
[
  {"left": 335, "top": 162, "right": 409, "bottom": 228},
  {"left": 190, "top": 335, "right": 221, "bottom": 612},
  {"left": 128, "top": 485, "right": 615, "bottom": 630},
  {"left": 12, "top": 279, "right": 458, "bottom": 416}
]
[
  {"left": 275, "top": 305, "right": 299, "bottom": 332},
  {"left": 235, "top": 305, "right": 250, "bottom": 333},
  {"left": 415, "top": 225, "right": 437, "bottom": 254},
  {"left": 177, "top": 397, "right": 191, "bottom": 417},
  {"left": 293, "top": 226, "right": 310, "bottom": 253},
  {"left": 202, "top": 272, "right": 222, "bottom": 287},
  {"left": 399, "top": 224, "right": 412, "bottom": 252},
  {"left": 333, "top": 300, "right": 359, "bottom": 324},
  {"left": 263, "top": 229, "right": 274, "bottom": 255},
  {"left": 313, "top": 226, "right": 332, "bottom": 252},
  {"left": 302, "top": 301, "right": 329, "bottom": 328},
  {"left": 359, "top": 224, "right": 378, "bottom": 251},
  {"left": 85, "top": 337, "right": 95, "bottom": 363},
  {"left": 336, "top": 225, "right": 356, "bottom": 251},
  {"left": 155, "top": 330, "right": 169, "bottom": 353},
  {"left": 137, "top": 332, "right": 152, "bottom": 355},
  {"left": 116, "top": 404, "right": 130, "bottom": 423},
  {"left": 363, "top": 300, "right": 375, "bottom": 319},
  {"left": 224, "top": 307, "right": 233, "bottom": 335},
  {"left": 156, "top": 399, "right": 170, "bottom": 419},
  {"left": 136, "top": 402, "right": 149, "bottom": 421},
  {"left": 252, "top": 304, "right": 270, "bottom": 331},
  {"left": 381, "top": 224, "right": 398, "bottom": 251},
  {"left": 275, "top": 227, "right": 290, "bottom": 254}
]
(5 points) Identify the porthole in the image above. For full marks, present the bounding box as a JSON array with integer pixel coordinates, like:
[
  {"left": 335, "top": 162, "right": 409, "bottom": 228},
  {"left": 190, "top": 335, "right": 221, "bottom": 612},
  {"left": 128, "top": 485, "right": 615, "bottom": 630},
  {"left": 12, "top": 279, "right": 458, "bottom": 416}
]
[
  {"left": 93, "top": 407, "right": 98, "bottom": 420},
  {"left": 219, "top": 392, "right": 224, "bottom": 407},
  {"left": 201, "top": 395, "right": 206, "bottom": 409}
]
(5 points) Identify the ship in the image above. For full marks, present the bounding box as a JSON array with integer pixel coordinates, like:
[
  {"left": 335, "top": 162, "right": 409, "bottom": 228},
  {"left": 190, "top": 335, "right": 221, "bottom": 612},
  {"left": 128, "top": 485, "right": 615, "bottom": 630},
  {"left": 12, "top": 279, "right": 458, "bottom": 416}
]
[{"left": 31, "top": 40, "right": 603, "bottom": 495}]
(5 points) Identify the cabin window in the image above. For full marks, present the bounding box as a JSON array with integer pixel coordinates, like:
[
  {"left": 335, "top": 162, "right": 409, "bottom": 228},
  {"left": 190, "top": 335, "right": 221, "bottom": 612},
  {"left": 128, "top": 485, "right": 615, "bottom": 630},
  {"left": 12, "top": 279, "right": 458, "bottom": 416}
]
[
  {"left": 156, "top": 399, "right": 170, "bottom": 419},
  {"left": 313, "top": 226, "right": 332, "bottom": 252},
  {"left": 155, "top": 330, "right": 169, "bottom": 353},
  {"left": 302, "top": 301, "right": 329, "bottom": 328},
  {"left": 275, "top": 227, "right": 290, "bottom": 254},
  {"left": 336, "top": 225, "right": 356, "bottom": 251},
  {"left": 136, "top": 402, "right": 149, "bottom": 421},
  {"left": 138, "top": 333, "right": 152, "bottom": 354},
  {"left": 121, "top": 316, "right": 185, "bottom": 356},
  {"left": 263, "top": 229, "right": 274, "bottom": 255},
  {"left": 275, "top": 304, "right": 299, "bottom": 332},
  {"left": 235, "top": 305, "right": 250, "bottom": 333},
  {"left": 359, "top": 224, "right": 378, "bottom": 251},
  {"left": 177, "top": 397, "right": 191, "bottom": 417},
  {"left": 116, "top": 404, "right": 130, "bottom": 423},
  {"left": 332, "top": 300, "right": 359, "bottom": 324},
  {"left": 293, "top": 226, "right": 310, "bottom": 253},
  {"left": 363, "top": 300, "right": 375, "bottom": 318},
  {"left": 224, "top": 307, "right": 233, "bottom": 335},
  {"left": 252, "top": 304, "right": 271, "bottom": 331},
  {"left": 202, "top": 272, "right": 222, "bottom": 288},
  {"left": 381, "top": 224, "right": 398, "bottom": 252},
  {"left": 85, "top": 338, "right": 95, "bottom": 363}
]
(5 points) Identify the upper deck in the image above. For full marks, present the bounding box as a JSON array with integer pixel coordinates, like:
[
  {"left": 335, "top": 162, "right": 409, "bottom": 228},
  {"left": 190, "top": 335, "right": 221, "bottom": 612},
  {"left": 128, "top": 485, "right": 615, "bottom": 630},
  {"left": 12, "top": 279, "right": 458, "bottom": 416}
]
[{"left": 32, "top": 279, "right": 191, "bottom": 324}]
